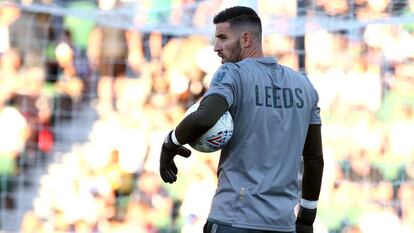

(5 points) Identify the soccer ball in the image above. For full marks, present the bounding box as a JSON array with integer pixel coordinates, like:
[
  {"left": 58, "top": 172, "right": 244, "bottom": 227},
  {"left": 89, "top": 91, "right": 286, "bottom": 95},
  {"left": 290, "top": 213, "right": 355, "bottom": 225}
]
[{"left": 184, "top": 102, "right": 234, "bottom": 153}]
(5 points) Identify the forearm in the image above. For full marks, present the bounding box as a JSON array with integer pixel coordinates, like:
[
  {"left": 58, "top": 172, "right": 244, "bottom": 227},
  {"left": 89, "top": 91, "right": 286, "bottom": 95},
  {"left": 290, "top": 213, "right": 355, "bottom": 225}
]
[
  {"left": 296, "top": 124, "right": 324, "bottom": 232},
  {"left": 301, "top": 124, "right": 324, "bottom": 202},
  {"left": 173, "top": 95, "right": 229, "bottom": 145},
  {"left": 302, "top": 155, "right": 324, "bottom": 201}
]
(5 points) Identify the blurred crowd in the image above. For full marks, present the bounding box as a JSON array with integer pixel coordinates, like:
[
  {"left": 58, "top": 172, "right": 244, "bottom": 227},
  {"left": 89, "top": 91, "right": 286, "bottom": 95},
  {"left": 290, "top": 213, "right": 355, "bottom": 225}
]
[{"left": 0, "top": 0, "right": 414, "bottom": 233}]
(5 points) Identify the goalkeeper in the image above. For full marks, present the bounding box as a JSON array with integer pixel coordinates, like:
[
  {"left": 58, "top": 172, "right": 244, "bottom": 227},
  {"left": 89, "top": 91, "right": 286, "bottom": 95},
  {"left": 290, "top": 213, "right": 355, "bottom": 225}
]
[{"left": 159, "top": 6, "right": 324, "bottom": 233}]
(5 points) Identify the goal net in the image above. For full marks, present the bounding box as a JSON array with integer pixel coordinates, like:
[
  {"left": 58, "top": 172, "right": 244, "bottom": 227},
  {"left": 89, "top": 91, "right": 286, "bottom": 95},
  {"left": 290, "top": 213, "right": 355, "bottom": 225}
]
[{"left": 0, "top": 0, "right": 413, "bottom": 232}]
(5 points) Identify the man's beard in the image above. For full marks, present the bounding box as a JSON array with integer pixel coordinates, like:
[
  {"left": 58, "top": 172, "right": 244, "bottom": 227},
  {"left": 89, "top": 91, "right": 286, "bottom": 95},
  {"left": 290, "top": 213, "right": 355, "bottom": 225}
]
[{"left": 225, "top": 42, "right": 242, "bottom": 63}]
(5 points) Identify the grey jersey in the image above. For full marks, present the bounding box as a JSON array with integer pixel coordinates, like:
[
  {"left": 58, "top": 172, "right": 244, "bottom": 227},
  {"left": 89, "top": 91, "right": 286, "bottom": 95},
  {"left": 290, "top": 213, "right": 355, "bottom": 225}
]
[{"left": 203, "top": 57, "right": 321, "bottom": 231}]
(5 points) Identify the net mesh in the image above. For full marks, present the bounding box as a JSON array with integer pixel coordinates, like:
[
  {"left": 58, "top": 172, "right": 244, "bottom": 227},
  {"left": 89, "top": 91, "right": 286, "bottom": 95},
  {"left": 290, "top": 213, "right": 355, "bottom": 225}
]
[{"left": 0, "top": 0, "right": 413, "bottom": 232}]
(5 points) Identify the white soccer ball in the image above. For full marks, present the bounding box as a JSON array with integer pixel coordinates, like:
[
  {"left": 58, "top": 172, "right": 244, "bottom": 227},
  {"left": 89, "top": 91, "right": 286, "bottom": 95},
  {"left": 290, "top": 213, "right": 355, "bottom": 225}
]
[{"left": 184, "top": 102, "right": 234, "bottom": 153}]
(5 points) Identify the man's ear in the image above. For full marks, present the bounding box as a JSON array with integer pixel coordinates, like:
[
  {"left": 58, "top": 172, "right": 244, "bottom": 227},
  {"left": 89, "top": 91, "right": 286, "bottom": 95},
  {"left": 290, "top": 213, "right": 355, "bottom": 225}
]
[{"left": 240, "top": 32, "right": 252, "bottom": 48}]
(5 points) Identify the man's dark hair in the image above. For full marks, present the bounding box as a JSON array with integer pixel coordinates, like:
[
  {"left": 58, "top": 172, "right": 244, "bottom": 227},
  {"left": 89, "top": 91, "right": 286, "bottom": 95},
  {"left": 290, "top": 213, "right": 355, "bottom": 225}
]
[{"left": 213, "top": 6, "right": 262, "bottom": 36}]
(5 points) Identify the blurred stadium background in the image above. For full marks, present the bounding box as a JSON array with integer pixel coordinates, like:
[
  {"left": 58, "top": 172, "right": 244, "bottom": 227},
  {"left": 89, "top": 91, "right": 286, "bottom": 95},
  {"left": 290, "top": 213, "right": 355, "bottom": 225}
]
[{"left": 0, "top": 0, "right": 413, "bottom": 232}]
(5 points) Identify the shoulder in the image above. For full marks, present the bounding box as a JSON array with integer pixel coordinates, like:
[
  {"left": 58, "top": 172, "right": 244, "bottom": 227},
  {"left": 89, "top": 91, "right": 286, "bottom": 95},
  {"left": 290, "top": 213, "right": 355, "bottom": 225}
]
[
  {"left": 211, "top": 63, "right": 241, "bottom": 84},
  {"left": 216, "top": 62, "right": 242, "bottom": 77},
  {"left": 278, "top": 63, "right": 300, "bottom": 74},
  {"left": 279, "top": 64, "right": 309, "bottom": 80},
  {"left": 221, "top": 62, "right": 241, "bottom": 71}
]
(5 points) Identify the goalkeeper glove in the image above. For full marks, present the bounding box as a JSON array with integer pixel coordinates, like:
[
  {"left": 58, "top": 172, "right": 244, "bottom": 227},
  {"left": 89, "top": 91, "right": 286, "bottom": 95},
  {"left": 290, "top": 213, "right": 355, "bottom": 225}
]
[
  {"left": 159, "top": 131, "right": 191, "bottom": 183},
  {"left": 296, "top": 206, "right": 317, "bottom": 233}
]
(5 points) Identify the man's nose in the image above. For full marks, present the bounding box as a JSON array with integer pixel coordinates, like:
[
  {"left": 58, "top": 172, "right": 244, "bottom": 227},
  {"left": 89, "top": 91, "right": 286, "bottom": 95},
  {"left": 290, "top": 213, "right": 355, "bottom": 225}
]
[{"left": 214, "top": 42, "right": 222, "bottom": 52}]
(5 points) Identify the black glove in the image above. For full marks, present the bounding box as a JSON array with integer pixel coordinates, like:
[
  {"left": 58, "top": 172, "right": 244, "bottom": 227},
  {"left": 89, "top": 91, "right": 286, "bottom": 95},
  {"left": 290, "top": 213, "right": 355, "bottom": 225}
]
[
  {"left": 159, "top": 131, "right": 191, "bottom": 183},
  {"left": 296, "top": 206, "right": 317, "bottom": 233}
]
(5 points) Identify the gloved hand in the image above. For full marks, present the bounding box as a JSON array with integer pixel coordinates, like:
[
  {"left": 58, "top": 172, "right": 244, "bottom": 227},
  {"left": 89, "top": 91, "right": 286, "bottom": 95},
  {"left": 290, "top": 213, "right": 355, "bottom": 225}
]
[
  {"left": 159, "top": 131, "right": 191, "bottom": 183},
  {"left": 296, "top": 206, "right": 317, "bottom": 233}
]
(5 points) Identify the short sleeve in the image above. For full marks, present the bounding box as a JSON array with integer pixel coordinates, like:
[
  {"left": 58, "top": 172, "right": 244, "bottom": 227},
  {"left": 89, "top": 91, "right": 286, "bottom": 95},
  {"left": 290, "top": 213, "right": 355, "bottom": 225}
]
[
  {"left": 203, "top": 63, "right": 239, "bottom": 107},
  {"left": 310, "top": 88, "right": 322, "bottom": 124}
]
